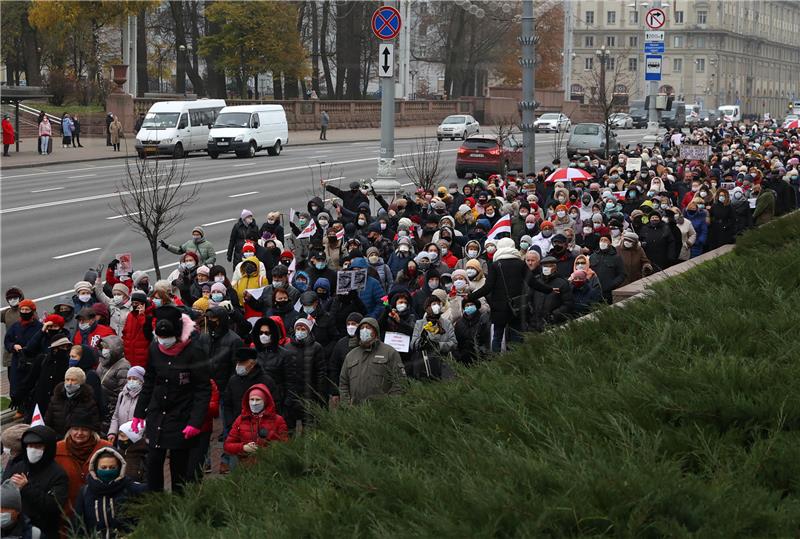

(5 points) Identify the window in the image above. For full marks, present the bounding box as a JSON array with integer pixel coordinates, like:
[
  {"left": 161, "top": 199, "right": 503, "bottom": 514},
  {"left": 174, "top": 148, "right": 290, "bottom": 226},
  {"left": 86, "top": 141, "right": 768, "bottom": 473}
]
[
  {"left": 696, "top": 58, "right": 705, "bottom": 72},
  {"left": 696, "top": 36, "right": 706, "bottom": 48},
  {"left": 673, "top": 58, "right": 683, "bottom": 72},
  {"left": 628, "top": 58, "right": 638, "bottom": 71},
  {"left": 584, "top": 57, "right": 594, "bottom": 70},
  {"left": 675, "top": 10, "right": 684, "bottom": 23},
  {"left": 629, "top": 35, "right": 638, "bottom": 47},
  {"left": 605, "top": 57, "right": 616, "bottom": 70},
  {"left": 585, "top": 10, "right": 594, "bottom": 25},
  {"left": 697, "top": 10, "right": 707, "bottom": 24},
  {"left": 629, "top": 11, "right": 639, "bottom": 24},
  {"left": 607, "top": 10, "right": 616, "bottom": 24},
  {"left": 606, "top": 36, "right": 616, "bottom": 47},
  {"left": 673, "top": 35, "right": 684, "bottom": 47},
  {"left": 585, "top": 35, "right": 595, "bottom": 47}
]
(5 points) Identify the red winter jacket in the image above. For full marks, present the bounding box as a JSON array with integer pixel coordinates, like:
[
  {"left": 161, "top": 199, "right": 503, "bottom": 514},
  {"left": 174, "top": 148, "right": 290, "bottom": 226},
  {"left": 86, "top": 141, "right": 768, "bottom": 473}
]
[
  {"left": 223, "top": 383, "right": 287, "bottom": 457},
  {"left": 2, "top": 118, "right": 15, "bottom": 145},
  {"left": 201, "top": 379, "right": 220, "bottom": 433},
  {"left": 122, "top": 308, "right": 151, "bottom": 368},
  {"left": 73, "top": 323, "right": 116, "bottom": 349}
]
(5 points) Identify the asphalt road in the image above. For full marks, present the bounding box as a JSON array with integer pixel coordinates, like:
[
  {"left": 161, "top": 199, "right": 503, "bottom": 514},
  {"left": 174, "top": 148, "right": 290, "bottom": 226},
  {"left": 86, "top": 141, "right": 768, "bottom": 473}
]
[{"left": 1, "top": 129, "right": 651, "bottom": 312}]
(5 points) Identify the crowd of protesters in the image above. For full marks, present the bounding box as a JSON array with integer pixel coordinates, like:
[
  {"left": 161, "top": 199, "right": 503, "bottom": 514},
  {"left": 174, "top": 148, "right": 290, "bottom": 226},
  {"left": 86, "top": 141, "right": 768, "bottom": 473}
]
[{"left": 1, "top": 119, "right": 798, "bottom": 537}]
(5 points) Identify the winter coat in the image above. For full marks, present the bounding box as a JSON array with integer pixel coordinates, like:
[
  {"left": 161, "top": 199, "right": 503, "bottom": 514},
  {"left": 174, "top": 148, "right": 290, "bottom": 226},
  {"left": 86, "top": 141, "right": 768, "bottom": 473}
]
[
  {"left": 117, "top": 438, "right": 147, "bottom": 483},
  {"left": 328, "top": 335, "right": 357, "bottom": 397},
  {"left": 707, "top": 202, "right": 736, "bottom": 250},
  {"left": 61, "top": 116, "right": 73, "bottom": 137},
  {"left": 109, "top": 120, "right": 123, "bottom": 144},
  {"left": 452, "top": 310, "right": 491, "bottom": 365},
  {"left": 196, "top": 308, "right": 243, "bottom": 391},
  {"left": 674, "top": 218, "right": 697, "bottom": 261},
  {"left": 223, "top": 384, "right": 288, "bottom": 458},
  {"left": 17, "top": 330, "right": 70, "bottom": 419},
  {"left": 572, "top": 280, "right": 603, "bottom": 314},
  {"left": 350, "top": 258, "right": 386, "bottom": 319},
  {"left": 4, "top": 319, "right": 43, "bottom": 376},
  {"left": 133, "top": 315, "right": 211, "bottom": 450},
  {"left": 589, "top": 247, "right": 626, "bottom": 298},
  {"left": 638, "top": 221, "right": 677, "bottom": 270},
  {"left": 223, "top": 364, "right": 277, "bottom": 431},
  {"left": 97, "top": 336, "right": 131, "bottom": 427},
  {"left": 339, "top": 318, "right": 405, "bottom": 404},
  {"left": 467, "top": 256, "right": 530, "bottom": 325},
  {"left": 121, "top": 307, "right": 150, "bottom": 368},
  {"left": 685, "top": 210, "right": 709, "bottom": 257},
  {"left": 328, "top": 292, "right": 367, "bottom": 335},
  {"left": 73, "top": 322, "right": 116, "bottom": 350},
  {"left": 108, "top": 384, "right": 142, "bottom": 436},
  {"left": 164, "top": 237, "right": 217, "bottom": 266},
  {"left": 368, "top": 259, "right": 394, "bottom": 293},
  {"left": 45, "top": 383, "right": 101, "bottom": 438},
  {"left": 38, "top": 119, "right": 52, "bottom": 137},
  {"left": 73, "top": 447, "right": 147, "bottom": 538},
  {"left": 2, "top": 117, "right": 15, "bottom": 145},
  {"left": 753, "top": 189, "right": 776, "bottom": 226},
  {"left": 93, "top": 281, "right": 131, "bottom": 336},
  {"left": 54, "top": 435, "right": 112, "bottom": 516},
  {"left": 2, "top": 426, "right": 69, "bottom": 539},
  {"left": 529, "top": 274, "right": 575, "bottom": 331},
  {"left": 283, "top": 334, "right": 326, "bottom": 426},
  {"left": 731, "top": 200, "right": 753, "bottom": 235},
  {"left": 619, "top": 242, "right": 652, "bottom": 286},
  {"left": 227, "top": 218, "right": 260, "bottom": 265}
]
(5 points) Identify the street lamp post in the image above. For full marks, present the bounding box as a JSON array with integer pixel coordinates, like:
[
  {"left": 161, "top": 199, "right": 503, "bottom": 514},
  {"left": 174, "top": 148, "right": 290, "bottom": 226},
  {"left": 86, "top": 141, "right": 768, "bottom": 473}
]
[
  {"left": 595, "top": 45, "right": 610, "bottom": 158},
  {"left": 177, "top": 44, "right": 190, "bottom": 96},
  {"left": 519, "top": 0, "right": 536, "bottom": 175},
  {"left": 410, "top": 69, "right": 418, "bottom": 100}
]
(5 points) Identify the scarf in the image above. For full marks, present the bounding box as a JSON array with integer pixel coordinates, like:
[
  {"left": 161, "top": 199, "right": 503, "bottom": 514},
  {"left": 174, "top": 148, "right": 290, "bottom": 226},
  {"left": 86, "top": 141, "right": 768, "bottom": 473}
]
[
  {"left": 158, "top": 336, "right": 191, "bottom": 357},
  {"left": 66, "top": 432, "right": 99, "bottom": 463},
  {"left": 79, "top": 321, "right": 98, "bottom": 342}
]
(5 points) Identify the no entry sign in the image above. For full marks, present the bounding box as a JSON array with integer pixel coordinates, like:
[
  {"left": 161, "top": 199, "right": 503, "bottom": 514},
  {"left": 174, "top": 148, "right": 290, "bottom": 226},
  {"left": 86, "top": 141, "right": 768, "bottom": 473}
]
[
  {"left": 645, "top": 8, "right": 666, "bottom": 29},
  {"left": 372, "top": 6, "right": 402, "bottom": 40}
]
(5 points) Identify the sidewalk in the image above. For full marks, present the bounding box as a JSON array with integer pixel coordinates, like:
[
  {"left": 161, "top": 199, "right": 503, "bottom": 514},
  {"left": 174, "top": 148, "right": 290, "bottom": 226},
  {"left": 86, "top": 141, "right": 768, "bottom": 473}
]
[{"left": 0, "top": 125, "right": 450, "bottom": 171}]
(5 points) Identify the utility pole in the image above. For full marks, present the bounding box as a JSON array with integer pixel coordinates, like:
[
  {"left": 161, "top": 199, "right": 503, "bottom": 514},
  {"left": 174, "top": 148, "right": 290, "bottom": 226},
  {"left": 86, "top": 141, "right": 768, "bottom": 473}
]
[
  {"left": 519, "top": 0, "right": 536, "bottom": 174},
  {"left": 562, "top": 2, "right": 573, "bottom": 102},
  {"left": 642, "top": 0, "right": 662, "bottom": 145}
]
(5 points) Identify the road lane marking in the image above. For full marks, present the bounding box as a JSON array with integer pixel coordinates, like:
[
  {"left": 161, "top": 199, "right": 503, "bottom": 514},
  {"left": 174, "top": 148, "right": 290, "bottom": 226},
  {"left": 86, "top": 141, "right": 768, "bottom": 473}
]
[
  {"left": 30, "top": 187, "right": 64, "bottom": 193},
  {"left": 228, "top": 191, "right": 259, "bottom": 198},
  {"left": 397, "top": 166, "right": 414, "bottom": 170},
  {"left": 321, "top": 176, "right": 346, "bottom": 183},
  {"left": 232, "top": 162, "right": 257, "bottom": 167},
  {"left": 202, "top": 218, "right": 236, "bottom": 226},
  {"left": 2, "top": 163, "right": 125, "bottom": 179},
  {"left": 53, "top": 247, "right": 101, "bottom": 259},
  {"left": 106, "top": 213, "right": 137, "bottom": 220},
  {"left": 67, "top": 174, "right": 97, "bottom": 179}
]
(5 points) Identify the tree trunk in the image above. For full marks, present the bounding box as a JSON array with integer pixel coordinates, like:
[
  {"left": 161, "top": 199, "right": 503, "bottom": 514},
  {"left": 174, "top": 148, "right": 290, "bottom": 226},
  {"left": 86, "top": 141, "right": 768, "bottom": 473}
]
[
  {"left": 320, "top": 0, "right": 333, "bottom": 98},
  {"left": 273, "top": 73, "right": 283, "bottom": 100},
  {"left": 136, "top": 7, "right": 149, "bottom": 97},
  {"left": 21, "top": 10, "right": 42, "bottom": 86},
  {"left": 343, "top": 2, "right": 363, "bottom": 99},
  {"left": 204, "top": 0, "right": 228, "bottom": 98},
  {"left": 149, "top": 241, "right": 162, "bottom": 280},
  {"left": 334, "top": 1, "right": 347, "bottom": 99},
  {"left": 284, "top": 78, "right": 299, "bottom": 99},
  {"left": 311, "top": 1, "right": 320, "bottom": 94}
]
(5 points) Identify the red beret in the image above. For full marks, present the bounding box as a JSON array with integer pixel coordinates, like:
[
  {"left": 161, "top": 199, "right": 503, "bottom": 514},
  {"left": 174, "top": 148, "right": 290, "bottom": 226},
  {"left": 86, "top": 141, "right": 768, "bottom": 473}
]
[{"left": 44, "top": 314, "right": 65, "bottom": 327}]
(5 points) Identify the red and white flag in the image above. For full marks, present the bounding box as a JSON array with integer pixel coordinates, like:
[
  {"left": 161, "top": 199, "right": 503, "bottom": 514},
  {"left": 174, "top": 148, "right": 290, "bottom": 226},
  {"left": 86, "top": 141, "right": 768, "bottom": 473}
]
[
  {"left": 335, "top": 228, "right": 345, "bottom": 241},
  {"left": 296, "top": 219, "right": 317, "bottom": 239},
  {"left": 486, "top": 214, "right": 512, "bottom": 241},
  {"left": 31, "top": 404, "right": 45, "bottom": 426},
  {"left": 287, "top": 256, "right": 296, "bottom": 281}
]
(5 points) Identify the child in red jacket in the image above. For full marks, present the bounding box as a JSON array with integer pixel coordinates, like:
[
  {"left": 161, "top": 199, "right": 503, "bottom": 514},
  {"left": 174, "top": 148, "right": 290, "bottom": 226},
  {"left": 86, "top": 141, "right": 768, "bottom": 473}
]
[{"left": 224, "top": 384, "right": 287, "bottom": 462}]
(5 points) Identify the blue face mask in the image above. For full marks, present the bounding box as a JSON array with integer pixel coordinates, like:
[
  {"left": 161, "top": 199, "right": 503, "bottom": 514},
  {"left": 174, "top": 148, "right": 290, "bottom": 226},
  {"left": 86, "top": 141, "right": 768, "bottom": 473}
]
[
  {"left": 69, "top": 358, "right": 80, "bottom": 367},
  {"left": 315, "top": 262, "right": 326, "bottom": 270},
  {"left": 152, "top": 298, "right": 162, "bottom": 307},
  {"left": 295, "top": 281, "right": 308, "bottom": 292},
  {"left": 463, "top": 305, "right": 478, "bottom": 316},
  {"left": 211, "top": 293, "right": 224, "bottom": 303},
  {"left": 96, "top": 468, "right": 119, "bottom": 483}
]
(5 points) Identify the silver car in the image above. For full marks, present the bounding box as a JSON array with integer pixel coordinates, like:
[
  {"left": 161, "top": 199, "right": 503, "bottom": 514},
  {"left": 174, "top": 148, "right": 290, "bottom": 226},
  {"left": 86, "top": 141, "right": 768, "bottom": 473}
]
[
  {"left": 437, "top": 115, "right": 480, "bottom": 141},
  {"left": 609, "top": 113, "right": 633, "bottom": 129},
  {"left": 566, "top": 123, "right": 620, "bottom": 158}
]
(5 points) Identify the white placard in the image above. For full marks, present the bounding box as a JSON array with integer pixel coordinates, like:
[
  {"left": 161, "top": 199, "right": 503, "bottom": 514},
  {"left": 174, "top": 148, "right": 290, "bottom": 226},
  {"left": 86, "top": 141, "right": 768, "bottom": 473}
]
[
  {"left": 626, "top": 157, "right": 642, "bottom": 172},
  {"left": 384, "top": 331, "right": 410, "bottom": 353}
]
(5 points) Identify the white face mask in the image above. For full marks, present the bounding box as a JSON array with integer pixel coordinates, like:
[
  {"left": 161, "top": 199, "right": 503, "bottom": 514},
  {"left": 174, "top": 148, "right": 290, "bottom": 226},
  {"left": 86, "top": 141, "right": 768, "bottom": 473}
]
[
  {"left": 259, "top": 334, "right": 271, "bottom": 344},
  {"left": 454, "top": 280, "right": 468, "bottom": 290},
  {"left": 583, "top": 227, "right": 593, "bottom": 234},
  {"left": 101, "top": 348, "right": 111, "bottom": 359},
  {"left": 78, "top": 322, "right": 92, "bottom": 331},
  {"left": 466, "top": 268, "right": 478, "bottom": 279},
  {"left": 576, "top": 264, "right": 587, "bottom": 271},
  {"left": 294, "top": 330, "right": 308, "bottom": 341},
  {"left": 542, "top": 266, "right": 553, "bottom": 276},
  {"left": 112, "top": 295, "right": 125, "bottom": 305},
  {"left": 157, "top": 336, "right": 176, "bottom": 348},
  {"left": 467, "top": 250, "right": 479, "bottom": 258},
  {"left": 249, "top": 399, "right": 265, "bottom": 414},
  {"left": 396, "top": 302, "right": 408, "bottom": 312},
  {"left": 556, "top": 211, "right": 566, "bottom": 218},
  {"left": 430, "top": 304, "right": 442, "bottom": 315},
  {"left": 215, "top": 276, "right": 225, "bottom": 282},
  {"left": 303, "top": 305, "right": 315, "bottom": 314},
  {"left": 27, "top": 446, "right": 45, "bottom": 464},
  {"left": 126, "top": 380, "right": 142, "bottom": 392},
  {"left": 8, "top": 298, "right": 19, "bottom": 307},
  {"left": 599, "top": 241, "right": 610, "bottom": 250},
  {"left": 346, "top": 325, "right": 358, "bottom": 336},
  {"left": 184, "top": 261, "right": 196, "bottom": 269},
  {"left": 78, "top": 293, "right": 92, "bottom": 303},
  {"left": 359, "top": 328, "right": 373, "bottom": 342},
  {"left": 623, "top": 240, "right": 634, "bottom": 249}
]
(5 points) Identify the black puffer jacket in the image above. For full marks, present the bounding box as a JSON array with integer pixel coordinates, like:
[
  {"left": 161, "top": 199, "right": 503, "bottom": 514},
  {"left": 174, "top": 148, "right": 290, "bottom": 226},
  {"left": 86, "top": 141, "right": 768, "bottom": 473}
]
[
  {"left": 2, "top": 425, "right": 69, "bottom": 539},
  {"left": 197, "top": 308, "right": 243, "bottom": 392},
  {"left": 282, "top": 334, "right": 326, "bottom": 427},
  {"left": 18, "top": 329, "right": 71, "bottom": 420},
  {"left": 227, "top": 217, "right": 259, "bottom": 265},
  {"left": 223, "top": 364, "right": 277, "bottom": 430},
  {"left": 250, "top": 316, "right": 293, "bottom": 414},
  {"left": 44, "top": 383, "right": 101, "bottom": 438}
]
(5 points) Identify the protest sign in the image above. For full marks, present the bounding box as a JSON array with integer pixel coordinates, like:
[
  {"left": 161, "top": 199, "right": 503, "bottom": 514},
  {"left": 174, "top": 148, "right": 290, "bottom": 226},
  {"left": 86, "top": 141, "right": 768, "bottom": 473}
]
[
  {"left": 625, "top": 157, "right": 642, "bottom": 172},
  {"left": 384, "top": 331, "right": 411, "bottom": 353},
  {"left": 679, "top": 145, "right": 711, "bottom": 161},
  {"left": 115, "top": 253, "right": 132, "bottom": 276}
]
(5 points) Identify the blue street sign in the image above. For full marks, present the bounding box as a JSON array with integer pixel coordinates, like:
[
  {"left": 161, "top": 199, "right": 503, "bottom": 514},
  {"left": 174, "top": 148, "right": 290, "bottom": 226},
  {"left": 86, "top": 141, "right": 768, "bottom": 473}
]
[
  {"left": 645, "top": 55, "right": 662, "bottom": 81},
  {"left": 371, "top": 7, "right": 402, "bottom": 40},
  {"left": 644, "top": 42, "right": 665, "bottom": 54}
]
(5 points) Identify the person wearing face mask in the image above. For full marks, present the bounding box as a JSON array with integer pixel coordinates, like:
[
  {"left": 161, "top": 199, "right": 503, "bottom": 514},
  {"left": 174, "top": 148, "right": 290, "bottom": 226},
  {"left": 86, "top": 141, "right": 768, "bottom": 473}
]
[
  {"left": 298, "top": 291, "right": 338, "bottom": 352},
  {"left": 707, "top": 188, "right": 737, "bottom": 250},
  {"left": 530, "top": 221, "right": 555, "bottom": 256},
  {"left": 312, "top": 277, "right": 333, "bottom": 309},
  {"left": 452, "top": 298, "right": 491, "bottom": 366},
  {"left": 73, "top": 446, "right": 147, "bottom": 537},
  {"left": 161, "top": 225, "right": 217, "bottom": 267},
  {"left": 45, "top": 367, "right": 100, "bottom": 439},
  {"left": 17, "top": 331, "right": 70, "bottom": 422},
  {"left": 224, "top": 346, "right": 279, "bottom": 440},
  {"left": 108, "top": 367, "right": 146, "bottom": 445},
  {"left": 727, "top": 186, "right": 753, "bottom": 235},
  {"left": 0, "top": 479, "right": 42, "bottom": 539},
  {"left": 232, "top": 258, "right": 268, "bottom": 323},
  {"left": 667, "top": 207, "right": 696, "bottom": 262},
  {"left": 409, "top": 296, "right": 457, "bottom": 379},
  {"left": 283, "top": 319, "right": 326, "bottom": 431},
  {"left": 751, "top": 183, "right": 776, "bottom": 226},
  {"left": 306, "top": 252, "right": 339, "bottom": 294},
  {"left": 339, "top": 318, "right": 405, "bottom": 404},
  {"left": 2, "top": 287, "right": 25, "bottom": 370},
  {"left": 231, "top": 242, "right": 268, "bottom": 283},
  {"left": 411, "top": 268, "right": 441, "bottom": 318},
  {"left": 551, "top": 204, "right": 574, "bottom": 235},
  {"left": 245, "top": 264, "right": 300, "bottom": 314},
  {"left": 131, "top": 306, "right": 211, "bottom": 493},
  {"left": 71, "top": 281, "right": 98, "bottom": 313},
  {"left": 266, "top": 288, "right": 300, "bottom": 332},
  {"left": 365, "top": 247, "right": 394, "bottom": 293},
  {"left": 5, "top": 299, "right": 43, "bottom": 416},
  {"left": 249, "top": 317, "right": 291, "bottom": 412},
  {"left": 588, "top": 234, "right": 627, "bottom": 303},
  {"left": 95, "top": 336, "right": 131, "bottom": 432},
  {"left": 528, "top": 257, "right": 574, "bottom": 332},
  {"left": 93, "top": 277, "right": 132, "bottom": 336},
  {"left": 259, "top": 211, "right": 285, "bottom": 244},
  {"left": 322, "top": 228, "right": 346, "bottom": 271},
  {"left": 378, "top": 290, "right": 417, "bottom": 372},
  {"left": 119, "top": 292, "right": 151, "bottom": 370},
  {"left": 349, "top": 258, "right": 387, "bottom": 320},
  {"left": 2, "top": 425, "right": 69, "bottom": 539},
  {"left": 569, "top": 270, "right": 603, "bottom": 315},
  {"left": 227, "top": 209, "right": 259, "bottom": 267},
  {"left": 394, "top": 258, "right": 423, "bottom": 292},
  {"left": 72, "top": 307, "right": 116, "bottom": 352},
  {"left": 224, "top": 384, "right": 288, "bottom": 462},
  {"left": 683, "top": 202, "right": 709, "bottom": 258},
  {"left": 454, "top": 240, "right": 488, "bottom": 274},
  {"left": 638, "top": 211, "right": 677, "bottom": 271},
  {"left": 113, "top": 420, "right": 148, "bottom": 483},
  {"left": 618, "top": 231, "right": 654, "bottom": 286},
  {"left": 387, "top": 237, "right": 414, "bottom": 277}
]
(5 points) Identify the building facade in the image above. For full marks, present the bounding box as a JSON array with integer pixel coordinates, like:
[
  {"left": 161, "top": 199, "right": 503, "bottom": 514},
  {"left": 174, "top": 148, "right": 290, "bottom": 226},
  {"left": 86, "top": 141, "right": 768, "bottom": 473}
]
[{"left": 569, "top": 0, "right": 800, "bottom": 117}]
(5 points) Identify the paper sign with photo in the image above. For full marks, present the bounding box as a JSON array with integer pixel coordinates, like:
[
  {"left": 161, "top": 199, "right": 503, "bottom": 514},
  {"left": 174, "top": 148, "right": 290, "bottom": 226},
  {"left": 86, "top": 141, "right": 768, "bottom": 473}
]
[
  {"left": 115, "top": 253, "right": 133, "bottom": 276},
  {"left": 336, "top": 271, "right": 353, "bottom": 295}
]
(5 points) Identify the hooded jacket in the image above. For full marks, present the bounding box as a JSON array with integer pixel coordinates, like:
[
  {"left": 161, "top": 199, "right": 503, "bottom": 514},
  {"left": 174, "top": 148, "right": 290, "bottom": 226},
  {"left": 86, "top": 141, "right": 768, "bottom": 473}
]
[
  {"left": 223, "top": 384, "right": 288, "bottom": 457},
  {"left": 2, "top": 425, "right": 69, "bottom": 539},
  {"left": 108, "top": 378, "right": 143, "bottom": 437},
  {"left": 133, "top": 314, "right": 211, "bottom": 450},
  {"left": 197, "top": 308, "right": 243, "bottom": 391},
  {"left": 17, "top": 329, "right": 71, "bottom": 420},
  {"left": 339, "top": 318, "right": 405, "bottom": 405},
  {"left": 54, "top": 433, "right": 112, "bottom": 517},
  {"left": 164, "top": 234, "right": 217, "bottom": 266},
  {"left": 73, "top": 447, "right": 147, "bottom": 537},
  {"left": 589, "top": 246, "right": 627, "bottom": 297},
  {"left": 224, "top": 360, "right": 278, "bottom": 431},
  {"left": 250, "top": 316, "right": 292, "bottom": 413},
  {"left": 97, "top": 336, "right": 131, "bottom": 426}
]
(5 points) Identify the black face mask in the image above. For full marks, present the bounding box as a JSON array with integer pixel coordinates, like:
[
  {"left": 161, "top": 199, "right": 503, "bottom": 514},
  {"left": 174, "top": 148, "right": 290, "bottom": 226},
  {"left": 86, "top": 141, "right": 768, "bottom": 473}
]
[
  {"left": 116, "top": 439, "right": 131, "bottom": 451},
  {"left": 19, "top": 311, "right": 34, "bottom": 321},
  {"left": 274, "top": 300, "right": 289, "bottom": 309}
]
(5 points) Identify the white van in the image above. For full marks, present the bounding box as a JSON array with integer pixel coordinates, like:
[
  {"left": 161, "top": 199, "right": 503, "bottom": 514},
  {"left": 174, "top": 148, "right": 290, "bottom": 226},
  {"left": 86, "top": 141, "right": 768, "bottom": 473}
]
[
  {"left": 207, "top": 105, "right": 288, "bottom": 158},
  {"left": 135, "top": 99, "right": 226, "bottom": 158},
  {"left": 718, "top": 105, "right": 741, "bottom": 123}
]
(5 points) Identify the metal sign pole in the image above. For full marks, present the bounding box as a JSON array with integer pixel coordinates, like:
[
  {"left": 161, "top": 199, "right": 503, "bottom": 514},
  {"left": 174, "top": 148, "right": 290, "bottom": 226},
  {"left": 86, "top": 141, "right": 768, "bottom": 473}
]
[{"left": 372, "top": 3, "right": 402, "bottom": 199}]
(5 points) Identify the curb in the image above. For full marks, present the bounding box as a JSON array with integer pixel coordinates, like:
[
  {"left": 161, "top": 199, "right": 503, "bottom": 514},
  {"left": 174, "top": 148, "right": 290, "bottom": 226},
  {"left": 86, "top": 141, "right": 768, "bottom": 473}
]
[{"left": 0, "top": 133, "right": 427, "bottom": 171}]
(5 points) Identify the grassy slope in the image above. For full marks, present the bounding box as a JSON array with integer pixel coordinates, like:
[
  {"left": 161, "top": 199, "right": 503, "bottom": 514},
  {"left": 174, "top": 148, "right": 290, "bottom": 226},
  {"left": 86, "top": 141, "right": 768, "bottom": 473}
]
[{"left": 133, "top": 213, "right": 800, "bottom": 538}]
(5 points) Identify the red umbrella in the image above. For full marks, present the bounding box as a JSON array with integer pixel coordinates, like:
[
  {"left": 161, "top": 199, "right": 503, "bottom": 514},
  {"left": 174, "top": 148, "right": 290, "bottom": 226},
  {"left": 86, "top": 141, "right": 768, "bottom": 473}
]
[
  {"left": 545, "top": 167, "right": 593, "bottom": 183},
  {"left": 784, "top": 119, "right": 800, "bottom": 129}
]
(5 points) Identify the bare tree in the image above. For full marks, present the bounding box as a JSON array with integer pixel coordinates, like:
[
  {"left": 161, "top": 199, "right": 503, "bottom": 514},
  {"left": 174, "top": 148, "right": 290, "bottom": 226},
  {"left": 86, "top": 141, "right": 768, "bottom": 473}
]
[
  {"left": 112, "top": 158, "right": 200, "bottom": 280},
  {"left": 551, "top": 126, "right": 568, "bottom": 164},
  {"left": 401, "top": 136, "right": 443, "bottom": 192},
  {"left": 582, "top": 49, "right": 634, "bottom": 158},
  {"left": 493, "top": 115, "right": 520, "bottom": 143}
]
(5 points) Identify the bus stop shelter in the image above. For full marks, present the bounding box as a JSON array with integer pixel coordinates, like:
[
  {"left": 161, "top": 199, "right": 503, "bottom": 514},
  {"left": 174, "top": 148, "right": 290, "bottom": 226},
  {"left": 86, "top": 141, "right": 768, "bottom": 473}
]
[{"left": 0, "top": 86, "right": 52, "bottom": 153}]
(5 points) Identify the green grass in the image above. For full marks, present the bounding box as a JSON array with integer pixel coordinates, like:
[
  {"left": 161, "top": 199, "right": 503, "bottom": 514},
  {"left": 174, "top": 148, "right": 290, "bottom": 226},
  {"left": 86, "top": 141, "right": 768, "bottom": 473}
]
[
  {"left": 23, "top": 100, "right": 105, "bottom": 115},
  {"left": 0, "top": 396, "right": 9, "bottom": 412},
  {"left": 132, "top": 212, "right": 800, "bottom": 538}
]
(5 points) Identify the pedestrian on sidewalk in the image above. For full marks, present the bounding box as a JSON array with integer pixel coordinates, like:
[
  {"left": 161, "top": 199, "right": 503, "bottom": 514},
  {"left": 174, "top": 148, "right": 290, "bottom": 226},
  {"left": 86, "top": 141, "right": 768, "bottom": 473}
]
[
  {"left": 2, "top": 113, "right": 15, "bottom": 156},
  {"left": 38, "top": 116, "right": 52, "bottom": 155},
  {"left": 109, "top": 115, "right": 123, "bottom": 152},
  {"left": 72, "top": 114, "right": 83, "bottom": 147},
  {"left": 106, "top": 112, "right": 113, "bottom": 146},
  {"left": 61, "top": 113, "right": 74, "bottom": 148},
  {"left": 320, "top": 109, "right": 329, "bottom": 140}
]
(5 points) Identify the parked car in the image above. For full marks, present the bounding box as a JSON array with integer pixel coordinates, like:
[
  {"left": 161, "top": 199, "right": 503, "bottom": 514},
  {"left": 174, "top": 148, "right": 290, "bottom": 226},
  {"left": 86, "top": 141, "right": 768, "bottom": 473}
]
[
  {"left": 609, "top": 113, "right": 633, "bottom": 129},
  {"left": 207, "top": 104, "right": 288, "bottom": 159},
  {"left": 659, "top": 101, "right": 686, "bottom": 129},
  {"left": 455, "top": 134, "right": 522, "bottom": 179},
  {"left": 628, "top": 100, "right": 648, "bottom": 128},
  {"left": 566, "top": 123, "right": 620, "bottom": 158},
  {"left": 135, "top": 99, "right": 226, "bottom": 158},
  {"left": 437, "top": 115, "right": 480, "bottom": 141},
  {"left": 533, "top": 113, "right": 571, "bottom": 132},
  {"left": 699, "top": 109, "right": 717, "bottom": 127}
]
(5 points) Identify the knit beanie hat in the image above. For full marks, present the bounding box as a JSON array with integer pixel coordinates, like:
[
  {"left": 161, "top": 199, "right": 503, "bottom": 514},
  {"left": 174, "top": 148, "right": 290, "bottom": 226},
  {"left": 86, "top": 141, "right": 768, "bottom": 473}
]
[
  {"left": 241, "top": 209, "right": 254, "bottom": 220},
  {"left": 74, "top": 281, "right": 92, "bottom": 294},
  {"left": 112, "top": 283, "right": 130, "bottom": 297},
  {"left": 211, "top": 282, "right": 227, "bottom": 295},
  {"left": 0, "top": 423, "right": 31, "bottom": 456},
  {"left": 196, "top": 265, "right": 210, "bottom": 277},
  {"left": 127, "top": 366, "right": 145, "bottom": 381},
  {"left": 192, "top": 225, "right": 205, "bottom": 237},
  {"left": 19, "top": 299, "right": 36, "bottom": 311},
  {"left": 43, "top": 314, "right": 65, "bottom": 326}
]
